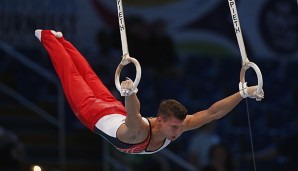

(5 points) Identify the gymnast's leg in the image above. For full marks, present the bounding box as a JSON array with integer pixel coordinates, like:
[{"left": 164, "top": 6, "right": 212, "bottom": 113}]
[
  {"left": 56, "top": 35, "right": 128, "bottom": 138},
  {"left": 35, "top": 30, "right": 99, "bottom": 130},
  {"left": 57, "top": 35, "right": 117, "bottom": 103}
]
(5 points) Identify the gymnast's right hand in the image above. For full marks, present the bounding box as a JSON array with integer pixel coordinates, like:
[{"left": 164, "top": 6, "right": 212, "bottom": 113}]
[{"left": 120, "top": 78, "right": 138, "bottom": 96}]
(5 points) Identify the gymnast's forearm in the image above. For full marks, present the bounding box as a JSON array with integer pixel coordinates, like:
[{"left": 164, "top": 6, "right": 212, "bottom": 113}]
[
  {"left": 207, "top": 92, "right": 243, "bottom": 119},
  {"left": 124, "top": 93, "right": 142, "bottom": 129}
]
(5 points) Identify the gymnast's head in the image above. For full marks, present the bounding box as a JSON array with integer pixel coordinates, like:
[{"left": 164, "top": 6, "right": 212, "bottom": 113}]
[
  {"left": 156, "top": 99, "right": 187, "bottom": 140},
  {"left": 157, "top": 99, "right": 187, "bottom": 121}
]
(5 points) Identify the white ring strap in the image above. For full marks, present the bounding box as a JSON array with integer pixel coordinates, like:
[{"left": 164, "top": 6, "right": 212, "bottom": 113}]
[
  {"left": 228, "top": 0, "right": 249, "bottom": 65},
  {"left": 228, "top": 0, "right": 263, "bottom": 101},
  {"left": 115, "top": 0, "right": 142, "bottom": 95},
  {"left": 116, "top": 0, "right": 128, "bottom": 55}
]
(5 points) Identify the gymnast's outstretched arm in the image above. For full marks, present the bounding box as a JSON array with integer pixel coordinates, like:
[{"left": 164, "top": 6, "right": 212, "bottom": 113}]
[{"left": 182, "top": 86, "right": 262, "bottom": 132}]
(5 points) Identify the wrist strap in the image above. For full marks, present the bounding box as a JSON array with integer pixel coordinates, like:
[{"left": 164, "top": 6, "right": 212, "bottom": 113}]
[{"left": 239, "top": 82, "right": 248, "bottom": 98}]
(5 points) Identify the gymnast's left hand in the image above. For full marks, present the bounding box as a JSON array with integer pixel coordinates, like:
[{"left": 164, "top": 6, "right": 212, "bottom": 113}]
[{"left": 120, "top": 77, "right": 138, "bottom": 96}]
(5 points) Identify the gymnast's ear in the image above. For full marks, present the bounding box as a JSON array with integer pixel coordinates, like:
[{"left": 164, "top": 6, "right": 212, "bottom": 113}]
[{"left": 157, "top": 116, "right": 162, "bottom": 123}]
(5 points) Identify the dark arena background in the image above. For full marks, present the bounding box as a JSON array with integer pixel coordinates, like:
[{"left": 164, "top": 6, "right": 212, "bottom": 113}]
[{"left": 0, "top": 0, "right": 297, "bottom": 171}]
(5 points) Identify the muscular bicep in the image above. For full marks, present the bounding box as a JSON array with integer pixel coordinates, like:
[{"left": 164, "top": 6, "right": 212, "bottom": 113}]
[
  {"left": 125, "top": 112, "right": 143, "bottom": 130},
  {"left": 183, "top": 110, "right": 216, "bottom": 132},
  {"left": 118, "top": 116, "right": 149, "bottom": 144}
]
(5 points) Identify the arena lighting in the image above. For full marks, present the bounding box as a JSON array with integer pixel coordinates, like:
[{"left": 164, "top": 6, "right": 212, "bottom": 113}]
[{"left": 32, "top": 165, "right": 42, "bottom": 171}]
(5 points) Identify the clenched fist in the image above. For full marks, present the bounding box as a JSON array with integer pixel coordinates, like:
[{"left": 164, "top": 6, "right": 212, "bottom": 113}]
[
  {"left": 120, "top": 78, "right": 138, "bottom": 96},
  {"left": 239, "top": 82, "right": 264, "bottom": 101}
]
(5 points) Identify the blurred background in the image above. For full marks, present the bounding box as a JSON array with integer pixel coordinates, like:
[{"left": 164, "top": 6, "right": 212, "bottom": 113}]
[{"left": 0, "top": 0, "right": 297, "bottom": 171}]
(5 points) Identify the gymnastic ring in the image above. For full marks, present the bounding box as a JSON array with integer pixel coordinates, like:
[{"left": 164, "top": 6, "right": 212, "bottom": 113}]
[
  {"left": 115, "top": 56, "right": 142, "bottom": 96},
  {"left": 240, "top": 62, "right": 263, "bottom": 101}
]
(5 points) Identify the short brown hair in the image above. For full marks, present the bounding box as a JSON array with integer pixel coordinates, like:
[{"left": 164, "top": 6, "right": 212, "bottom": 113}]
[{"left": 157, "top": 99, "right": 187, "bottom": 121}]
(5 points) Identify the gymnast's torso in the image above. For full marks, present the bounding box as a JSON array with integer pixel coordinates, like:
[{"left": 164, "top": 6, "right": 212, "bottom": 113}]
[{"left": 94, "top": 114, "right": 171, "bottom": 154}]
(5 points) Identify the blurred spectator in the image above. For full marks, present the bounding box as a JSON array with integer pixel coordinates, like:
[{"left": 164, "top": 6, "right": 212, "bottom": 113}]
[
  {"left": 149, "top": 18, "right": 180, "bottom": 75},
  {"left": 96, "top": 29, "right": 115, "bottom": 57},
  {"left": 126, "top": 16, "right": 152, "bottom": 69},
  {"left": 149, "top": 18, "right": 183, "bottom": 100},
  {"left": 187, "top": 121, "right": 221, "bottom": 169},
  {"left": 125, "top": 16, "right": 181, "bottom": 76},
  {"left": 201, "top": 143, "right": 235, "bottom": 171},
  {"left": 0, "top": 127, "right": 25, "bottom": 171},
  {"left": 94, "top": 28, "right": 122, "bottom": 96}
]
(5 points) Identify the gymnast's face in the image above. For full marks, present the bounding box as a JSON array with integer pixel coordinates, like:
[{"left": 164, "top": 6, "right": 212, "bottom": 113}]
[{"left": 158, "top": 116, "right": 183, "bottom": 140}]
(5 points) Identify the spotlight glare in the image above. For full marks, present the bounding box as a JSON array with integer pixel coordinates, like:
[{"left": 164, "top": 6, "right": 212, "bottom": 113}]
[{"left": 33, "top": 165, "right": 42, "bottom": 171}]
